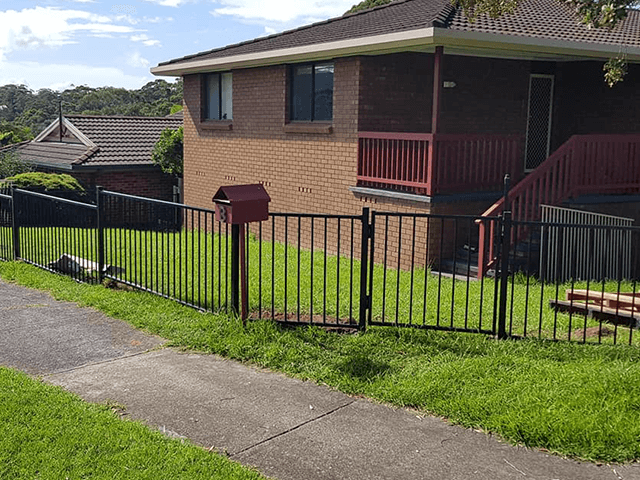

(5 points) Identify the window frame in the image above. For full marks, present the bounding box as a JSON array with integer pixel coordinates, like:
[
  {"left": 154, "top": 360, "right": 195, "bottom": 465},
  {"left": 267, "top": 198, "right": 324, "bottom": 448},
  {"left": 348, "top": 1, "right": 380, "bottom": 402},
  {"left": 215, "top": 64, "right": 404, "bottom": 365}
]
[
  {"left": 288, "top": 61, "right": 334, "bottom": 123},
  {"left": 202, "top": 72, "right": 232, "bottom": 121}
]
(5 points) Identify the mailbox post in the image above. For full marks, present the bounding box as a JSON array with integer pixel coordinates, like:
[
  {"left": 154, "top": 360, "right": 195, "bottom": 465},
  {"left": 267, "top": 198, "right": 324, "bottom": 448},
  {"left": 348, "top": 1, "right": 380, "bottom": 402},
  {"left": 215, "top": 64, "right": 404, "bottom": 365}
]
[{"left": 213, "top": 184, "right": 271, "bottom": 321}]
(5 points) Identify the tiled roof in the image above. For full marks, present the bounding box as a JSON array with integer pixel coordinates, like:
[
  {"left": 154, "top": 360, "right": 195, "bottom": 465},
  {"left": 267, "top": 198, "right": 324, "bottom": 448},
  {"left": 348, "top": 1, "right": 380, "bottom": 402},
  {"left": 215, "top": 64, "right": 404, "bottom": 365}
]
[
  {"left": 11, "top": 142, "right": 95, "bottom": 169},
  {"left": 6, "top": 115, "right": 182, "bottom": 169},
  {"left": 159, "top": 0, "right": 452, "bottom": 66},
  {"left": 159, "top": 0, "right": 640, "bottom": 68},
  {"left": 448, "top": 0, "right": 640, "bottom": 47},
  {"left": 66, "top": 115, "right": 182, "bottom": 167}
]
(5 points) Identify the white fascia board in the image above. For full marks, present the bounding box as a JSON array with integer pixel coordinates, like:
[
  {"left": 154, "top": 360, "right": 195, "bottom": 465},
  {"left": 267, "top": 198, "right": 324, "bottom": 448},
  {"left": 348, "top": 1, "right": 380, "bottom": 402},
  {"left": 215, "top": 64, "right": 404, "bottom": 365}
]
[
  {"left": 33, "top": 117, "right": 97, "bottom": 147},
  {"left": 151, "top": 28, "right": 436, "bottom": 76},
  {"left": 151, "top": 25, "right": 640, "bottom": 77}
]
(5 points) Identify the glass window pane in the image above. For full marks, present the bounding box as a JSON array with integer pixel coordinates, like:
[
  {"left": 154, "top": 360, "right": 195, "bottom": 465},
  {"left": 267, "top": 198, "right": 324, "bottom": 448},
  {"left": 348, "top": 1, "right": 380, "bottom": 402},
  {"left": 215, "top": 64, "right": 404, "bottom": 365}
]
[
  {"left": 221, "top": 73, "right": 232, "bottom": 120},
  {"left": 314, "top": 63, "right": 333, "bottom": 121},
  {"left": 206, "top": 74, "right": 220, "bottom": 120},
  {"left": 292, "top": 65, "right": 312, "bottom": 121}
]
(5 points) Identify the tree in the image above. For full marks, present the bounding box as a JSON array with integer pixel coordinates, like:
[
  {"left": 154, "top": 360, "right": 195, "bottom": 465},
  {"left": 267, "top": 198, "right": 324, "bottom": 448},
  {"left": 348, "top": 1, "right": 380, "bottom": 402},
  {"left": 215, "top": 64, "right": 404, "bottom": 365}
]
[
  {"left": 0, "top": 150, "right": 33, "bottom": 179},
  {"left": 347, "top": 0, "right": 636, "bottom": 85},
  {"left": 0, "top": 121, "right": 33, "bottom": 147},
  {"left": 152, "top": 126, "right": 183, "bottom": 176}
]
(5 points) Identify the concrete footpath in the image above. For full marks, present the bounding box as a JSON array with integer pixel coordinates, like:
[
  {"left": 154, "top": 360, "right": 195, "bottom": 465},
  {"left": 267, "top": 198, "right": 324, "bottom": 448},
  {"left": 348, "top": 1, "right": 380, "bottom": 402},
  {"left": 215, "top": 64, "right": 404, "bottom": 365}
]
[{"left": 1, "top": 279, "right": 638, "bottom": 480}]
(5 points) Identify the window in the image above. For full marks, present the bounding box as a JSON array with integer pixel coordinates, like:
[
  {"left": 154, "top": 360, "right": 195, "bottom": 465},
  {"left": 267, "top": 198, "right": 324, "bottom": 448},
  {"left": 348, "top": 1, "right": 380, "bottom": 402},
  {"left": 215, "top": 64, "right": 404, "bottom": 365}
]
[
  {"left": 204, "top": 72, "right": 232, "bottom": 120},
  {"left": 290, "top": 62, "right": 333, "bottom": 122}
]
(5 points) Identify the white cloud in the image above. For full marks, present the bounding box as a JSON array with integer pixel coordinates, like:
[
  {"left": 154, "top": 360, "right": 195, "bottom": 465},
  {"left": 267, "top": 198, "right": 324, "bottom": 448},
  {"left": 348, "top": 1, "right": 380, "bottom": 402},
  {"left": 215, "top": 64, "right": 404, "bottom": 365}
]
[
  {"left": 126, "top": 52, "right": 150, "bottom": 68},
  {"left": 0, "top": 60, "right": 152, "bottom": 91},
  {"left": 143, "top": 0, "right": 186, "bottom": 7},
  {"left": 211, "top": 0, "right": 354, "bottom": 24},
  {"left": 130, "top": 34, "right": 161, "bottom": 46},
  {"left": 0, "top": 7, "right": 137, "bottom": 60},
  {"left": 143, "top": 16, "right": 172, "bottom": 23},
  {"left": 264, "top": 26, "right": 277, "bottom": 35}
]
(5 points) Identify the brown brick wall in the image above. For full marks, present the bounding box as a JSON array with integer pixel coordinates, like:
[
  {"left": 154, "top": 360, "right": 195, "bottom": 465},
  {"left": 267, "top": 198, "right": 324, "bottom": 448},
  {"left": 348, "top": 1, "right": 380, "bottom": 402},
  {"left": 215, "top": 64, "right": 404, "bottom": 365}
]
[
  {"left": 553, "top": 62, "right": 640, "bottom": 150},
  {"left": 439, "top": 55, "right": 530, "bottom": 135},
  {"left": 183, "top": 58, "right": 361, "bottom": 216},
  {"left": 359, "top": 53, "right": 434, "bottom": 133},
  {"left": 358, "top": 53, "right": 530, "bottom": 136},
  {"left": 73, "top": 168, "right": 176, "bottom": 201}
]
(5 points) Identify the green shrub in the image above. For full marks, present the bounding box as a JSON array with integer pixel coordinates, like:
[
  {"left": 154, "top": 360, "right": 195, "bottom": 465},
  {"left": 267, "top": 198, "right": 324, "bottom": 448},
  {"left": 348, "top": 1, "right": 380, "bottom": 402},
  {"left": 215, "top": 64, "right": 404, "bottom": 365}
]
[{"left": 2, "top": 172, "right": 86, "bottom": 192}]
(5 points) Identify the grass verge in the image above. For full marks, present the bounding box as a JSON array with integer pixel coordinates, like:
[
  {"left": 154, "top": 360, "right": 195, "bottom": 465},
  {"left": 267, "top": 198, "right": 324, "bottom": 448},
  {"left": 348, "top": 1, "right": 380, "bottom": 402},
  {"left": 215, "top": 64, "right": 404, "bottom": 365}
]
[
  {"left": 2, "top": 261, "right": 640, "bottom": 464},
  {"left": 0, "top": 366, "right": 264, "bottom": 479}
]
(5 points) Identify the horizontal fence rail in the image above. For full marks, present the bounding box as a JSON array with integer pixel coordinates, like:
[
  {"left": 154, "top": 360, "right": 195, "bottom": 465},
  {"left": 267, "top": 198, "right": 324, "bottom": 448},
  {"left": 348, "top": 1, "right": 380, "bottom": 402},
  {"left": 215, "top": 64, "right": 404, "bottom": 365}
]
[
  {"left": 244, "top": 211, "right": 368, "bottom": 328},
  {"left": 368, "top": 211, "right": 500, "bottom": 334},
  {"left": 1, "top": 187, "right": 639, "bottom": 346},
  {"left": 13, "top": 188, "right": 99, "bottom": 283},
  {"left": 100, "top": 190, "right": 231, "bottom": 313},
  {"left": 505, "top": 219, "right": 640, "bottom": 345}
]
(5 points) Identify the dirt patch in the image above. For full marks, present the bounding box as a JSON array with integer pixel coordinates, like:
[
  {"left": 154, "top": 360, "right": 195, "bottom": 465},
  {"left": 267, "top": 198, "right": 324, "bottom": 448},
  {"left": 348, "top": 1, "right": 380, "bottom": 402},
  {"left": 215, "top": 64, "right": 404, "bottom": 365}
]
[{"left": 572, "top": 325, "right": 616, "bottom": 339}]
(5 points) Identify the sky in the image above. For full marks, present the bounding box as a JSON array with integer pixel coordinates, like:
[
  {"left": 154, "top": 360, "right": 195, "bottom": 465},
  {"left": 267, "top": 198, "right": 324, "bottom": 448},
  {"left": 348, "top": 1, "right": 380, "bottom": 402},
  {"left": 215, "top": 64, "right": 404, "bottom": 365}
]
[{"left": 0, "top": 0, "right": 359, "bottom": 91}]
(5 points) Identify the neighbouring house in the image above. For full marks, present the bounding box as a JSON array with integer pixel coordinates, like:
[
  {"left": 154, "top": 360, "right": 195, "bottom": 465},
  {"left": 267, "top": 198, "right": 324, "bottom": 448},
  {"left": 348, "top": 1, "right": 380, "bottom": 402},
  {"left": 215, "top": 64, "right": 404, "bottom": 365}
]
[
  {"left": 1, "top": 115, "right": 183, "bottom": 202},
  {"left": 151, "top": 0, "right": 640, "bottom": 271}
]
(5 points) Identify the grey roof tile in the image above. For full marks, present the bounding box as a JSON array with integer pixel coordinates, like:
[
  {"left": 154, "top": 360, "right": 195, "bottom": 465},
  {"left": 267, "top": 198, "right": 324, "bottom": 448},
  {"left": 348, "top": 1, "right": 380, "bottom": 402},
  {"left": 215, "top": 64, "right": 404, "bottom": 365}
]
[
  {"left": 448, "top": 0, "right": 640, "bottom": 47},
  {"left": 160, "top": 0, "right": 451, "bottom": 66},
  {"left": 9, "top": 115, "right": 182, "bottom": 169},
  {"left": 159, "top": 0, "right": 640, "bottom": 68}
]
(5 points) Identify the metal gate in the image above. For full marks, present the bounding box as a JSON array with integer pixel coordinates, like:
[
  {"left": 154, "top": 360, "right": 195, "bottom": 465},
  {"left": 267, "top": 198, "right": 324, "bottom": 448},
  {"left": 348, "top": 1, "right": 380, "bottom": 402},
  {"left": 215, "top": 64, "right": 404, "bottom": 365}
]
[{"left": 364, "top": 210, "right": 499, "bottom": 334}]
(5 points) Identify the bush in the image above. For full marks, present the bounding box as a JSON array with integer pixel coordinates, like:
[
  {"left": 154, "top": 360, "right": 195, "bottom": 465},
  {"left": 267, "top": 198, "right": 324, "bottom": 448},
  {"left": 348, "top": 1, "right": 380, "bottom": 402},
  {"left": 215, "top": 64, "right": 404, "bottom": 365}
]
[{"left": 2, "top": 172, "right": 86, "bottom": 192}]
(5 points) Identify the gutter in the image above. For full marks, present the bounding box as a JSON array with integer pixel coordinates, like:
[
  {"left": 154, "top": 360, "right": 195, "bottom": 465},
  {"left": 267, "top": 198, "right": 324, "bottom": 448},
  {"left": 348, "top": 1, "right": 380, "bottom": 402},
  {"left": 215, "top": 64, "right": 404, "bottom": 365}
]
[{"left": 151, "top": 26, "right": 640, "bottom": 77}]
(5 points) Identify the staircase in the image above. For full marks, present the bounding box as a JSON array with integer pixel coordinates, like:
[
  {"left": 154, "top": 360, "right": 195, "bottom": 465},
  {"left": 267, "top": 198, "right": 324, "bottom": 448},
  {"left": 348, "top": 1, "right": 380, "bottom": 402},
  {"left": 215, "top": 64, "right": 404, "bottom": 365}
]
[
  {"left": 439, "top": 231, "right": 541, "bottom": 279},
  {"left": 477, "top": 134, "right": 640, "bottom": 277}
]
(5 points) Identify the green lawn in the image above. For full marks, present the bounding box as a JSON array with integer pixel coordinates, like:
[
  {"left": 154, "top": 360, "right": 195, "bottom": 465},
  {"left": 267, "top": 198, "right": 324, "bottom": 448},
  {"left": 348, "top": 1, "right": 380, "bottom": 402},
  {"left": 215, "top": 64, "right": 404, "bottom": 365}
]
[
  {"left": 4, "top": 225, "right": 639, "bottom": 345},
  {"left": 1, "top": 261, "right": 640, "bottom": 463},
  {"left": 0, "top": 366, "right": 265, "bottom": 480}
]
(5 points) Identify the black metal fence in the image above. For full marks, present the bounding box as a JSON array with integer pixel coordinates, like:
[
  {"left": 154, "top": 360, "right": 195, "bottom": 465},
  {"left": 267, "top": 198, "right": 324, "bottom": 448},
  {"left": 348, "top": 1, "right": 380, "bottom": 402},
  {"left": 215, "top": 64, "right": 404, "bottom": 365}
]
[{"left": 1, "top": 186, "right": 639, "bottom": 346}]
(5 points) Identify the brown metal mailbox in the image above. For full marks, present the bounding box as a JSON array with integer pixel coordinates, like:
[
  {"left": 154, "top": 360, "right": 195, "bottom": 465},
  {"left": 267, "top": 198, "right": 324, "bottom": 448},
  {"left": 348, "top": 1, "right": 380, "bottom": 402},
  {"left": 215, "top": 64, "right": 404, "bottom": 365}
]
[{"left": 212, "top": 184, "right": 271, "bottom": 224}]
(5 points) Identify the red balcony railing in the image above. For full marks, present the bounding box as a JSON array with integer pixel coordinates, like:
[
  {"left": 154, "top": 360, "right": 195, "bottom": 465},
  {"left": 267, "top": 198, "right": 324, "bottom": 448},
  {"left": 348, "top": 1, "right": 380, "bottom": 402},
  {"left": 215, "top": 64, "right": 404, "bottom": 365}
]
[
  {"left": 357, "top": 132, "right": 433, "bottom": 194},
  {"left": 357, "top": 132, "right": 524, "bottom": 196},
  {"left": 478, "top": 134, "right": 640, "bottom": 277}
]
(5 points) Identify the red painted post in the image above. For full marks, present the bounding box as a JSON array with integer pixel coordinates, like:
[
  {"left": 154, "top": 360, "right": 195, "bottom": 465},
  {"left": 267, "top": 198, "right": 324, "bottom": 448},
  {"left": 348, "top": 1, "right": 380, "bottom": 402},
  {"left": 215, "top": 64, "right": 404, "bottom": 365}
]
[{"left": 432, "top": 46, "right": 443, "bottom": 134}]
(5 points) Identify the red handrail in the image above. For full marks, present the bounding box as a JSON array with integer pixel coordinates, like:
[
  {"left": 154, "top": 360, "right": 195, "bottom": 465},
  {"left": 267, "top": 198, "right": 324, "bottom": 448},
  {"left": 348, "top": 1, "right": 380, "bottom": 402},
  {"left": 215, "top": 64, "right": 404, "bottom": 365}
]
[{"left": 478, "top": 134, "right": 640, "bottom": 277}]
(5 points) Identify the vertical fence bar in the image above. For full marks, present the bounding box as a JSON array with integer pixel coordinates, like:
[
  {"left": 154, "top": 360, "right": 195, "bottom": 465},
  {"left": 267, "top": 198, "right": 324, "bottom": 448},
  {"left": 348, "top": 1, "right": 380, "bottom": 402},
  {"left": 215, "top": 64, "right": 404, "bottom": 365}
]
[
  {"left": 359, "top": 207, "right": 370, "bottom": 331},
  {"left": 231, "top": 223, "right": 240, "bottom": 316},
  {"left": 496, "top": 175, "right": 511, "bottom": 339},
  {"left": 96, "top": 187, "right": 104, "bottom": 284},
  {"left": 11, "top": 187, "right": 20, "bottom": 260}
]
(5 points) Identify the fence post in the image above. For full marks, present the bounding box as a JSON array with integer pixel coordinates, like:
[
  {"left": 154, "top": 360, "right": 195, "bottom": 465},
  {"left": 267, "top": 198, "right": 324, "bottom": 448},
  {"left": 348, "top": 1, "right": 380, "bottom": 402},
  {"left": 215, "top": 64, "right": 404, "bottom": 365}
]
[
  {"left": 10, "top": 187, "right": 20, "bottom": 260},
  {"left": 496, "top": 174, "right": 511, "bottom": 340},
  {"left": 231, "top": 223, "right": 240, "bottom": 317},
  {"left": 96, "top": 186, "right": 104, "bottom": 284},
  {"left": 358, "top": 207, "right": 370, "bottom": 331}
]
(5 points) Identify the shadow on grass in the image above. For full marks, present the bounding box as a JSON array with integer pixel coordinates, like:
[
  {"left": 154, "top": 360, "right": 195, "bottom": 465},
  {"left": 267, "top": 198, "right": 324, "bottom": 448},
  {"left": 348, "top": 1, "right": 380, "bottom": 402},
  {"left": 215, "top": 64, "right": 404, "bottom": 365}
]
[{"left": 335, "top": 354, "right": 394, "bottom": 379}]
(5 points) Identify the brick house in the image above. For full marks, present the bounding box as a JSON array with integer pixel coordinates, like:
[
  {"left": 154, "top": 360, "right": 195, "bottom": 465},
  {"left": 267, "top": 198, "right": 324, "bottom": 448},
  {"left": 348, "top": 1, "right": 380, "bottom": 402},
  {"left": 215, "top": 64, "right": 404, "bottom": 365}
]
[
  {"left": 151, "top": 0, "right": 640, "bottom": 269},
  {"left": 3, "top": 115, "right": 182, "bottom": 201}
]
